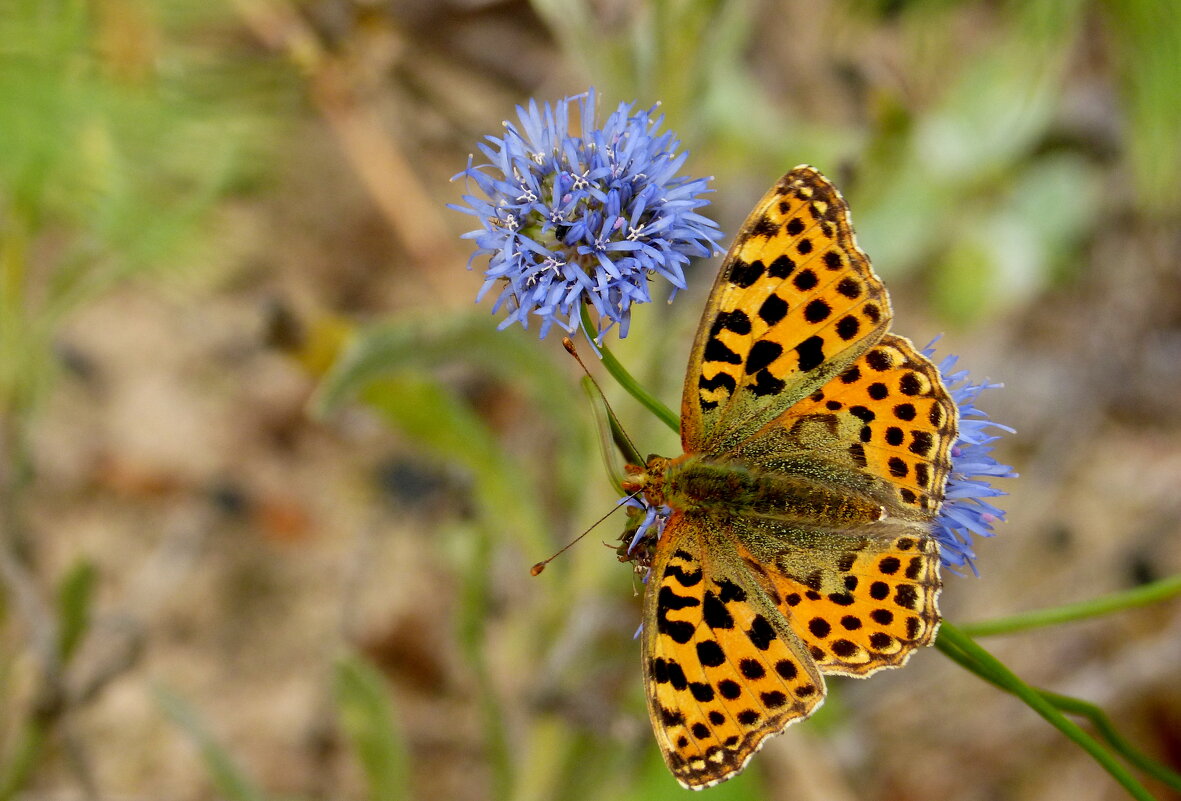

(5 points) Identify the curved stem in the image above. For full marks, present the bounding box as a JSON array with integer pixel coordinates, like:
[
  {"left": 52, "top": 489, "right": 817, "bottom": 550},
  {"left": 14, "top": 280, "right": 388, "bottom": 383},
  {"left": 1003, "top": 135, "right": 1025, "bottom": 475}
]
[
  {"left": 959, "top": 574, "right": 1181, "bottom": 637},
  {"left": 579, "top": 305, "right": 679, "bottom": 434},
  {"left": 936, "top": 623, "right": 1156, "bottom": 801},
  {"left": 1039, "top": 690, "right": 1181, "bottom": 792}
]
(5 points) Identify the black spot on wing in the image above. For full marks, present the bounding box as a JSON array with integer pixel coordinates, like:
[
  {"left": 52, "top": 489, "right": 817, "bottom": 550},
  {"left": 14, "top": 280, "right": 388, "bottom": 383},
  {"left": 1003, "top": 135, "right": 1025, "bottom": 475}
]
[
  {"left": 666, "top": 660, "right": 688, "bottom": 690},
  {"left": 750, "top": 216, "right": 779, "bottom": 238},
  {"left": 666, "top": 563, "right": 703, "bottom": 587},
  {"left": 718, "top": 679, "right": 741, "bottom": 699},
  {"left": 716, "top": 579, "right": 746, "bottom": 603},
  {"left": 836, "top": 315, "right": 860, "bottom": 340},
  {"left": 660, "top": 705, "right": 684, "bottom": 726},
  {"left": 796, "top": 336, "right": 824, "bottom": 371},
  {"left": 710, "top": 309, "right": 752, "bottom": 337},
  {"left": 792, "top": 268, "right": 818, "bottom": 291},
  {"left": 729, "top": 259, "right": 764, "bottom": 289},
  {"left": 650, "top": 657, "right": 668, "bottom": 683},
  {"left": 909, "top": 431, "right": 934, "bottom": 456},
  {"left": 767, "top": 255, "right": 795, "bottom": 278},
  {"left": 893, "top": 403, "right": 916, "bottom": 420},
  {"left": 737, "top": 709, "right": 760, "bottom": 725},
  {"left": 745, "top": 340, "right": 783, "bottom": 375},
  {"left": 775, "top": 659, "right": 798, "bottom": 679},
  {"left": 848, "top": 405, "right": 875, "bottom": 423},
  {"left": 739, "top": 659, "right": 765, "bottom": 679},
  {"left": 658, "top": 617, "right": 695, "bottom": 644},
  {"left": 866, "top": 349, "right": 892, "bottom": 371},
  {"left": 836, "top": 277, "right": 861, "bottom": 298},
  {"left": 699, "top": 372, "right": 737, "bottom": 394},
  {"left": 894, "top": 584, "right": 919, "bottom": 609},
  {"left": 803, "top": 299, "right": 831, "bottom": 323},
  {"left": 758, "top": 294, "right": 789, "bottom": 325},
  {"left": 697, "top": 640, "right": 726, "bottom": 667},
  {"left": 702, "top": 591, "right": 735, "bottom": 629},
  {"left": 658, "top": 586, "right": 700, "bottom": 610},
  {"left": 703, "top": 337, "right": 742, "bottom": 364},
  {"left": 831, "top": 639, "right": 859, "bottom": 657},
  {"left": 747, "top": 615, "right": 777, "bottom": 650},
  {"left": 749, "top": 369, "right": 786, "bottom": 397},
  {"left": 761, "top": 690, "right": 788, "bottom": 708}
]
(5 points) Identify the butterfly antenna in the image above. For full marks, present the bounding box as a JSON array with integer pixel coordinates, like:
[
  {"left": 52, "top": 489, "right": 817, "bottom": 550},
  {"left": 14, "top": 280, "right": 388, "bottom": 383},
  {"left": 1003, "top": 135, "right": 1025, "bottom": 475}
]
[
  {"left": 562, "top": 337, "right": 644, "bottom": 466},
  {"left": 531, "top": 490, "right": 641, "bottom": 576}
]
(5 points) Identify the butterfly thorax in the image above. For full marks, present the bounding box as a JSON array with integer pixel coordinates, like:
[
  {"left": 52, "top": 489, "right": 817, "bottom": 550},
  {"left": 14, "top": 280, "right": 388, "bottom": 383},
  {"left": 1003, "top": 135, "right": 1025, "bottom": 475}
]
[{"left": 624, "top": 453, "right": 884, "bottom": 528}]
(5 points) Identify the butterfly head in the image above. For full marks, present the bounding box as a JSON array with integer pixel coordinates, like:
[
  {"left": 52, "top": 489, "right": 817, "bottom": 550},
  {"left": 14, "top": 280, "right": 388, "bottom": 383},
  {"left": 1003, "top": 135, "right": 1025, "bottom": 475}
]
[
  {"left": 617, "top": 455, "right": 677, "bottom": 571},
  {"left": 621, "top": 455, "right": 673, "bottom": 506}
]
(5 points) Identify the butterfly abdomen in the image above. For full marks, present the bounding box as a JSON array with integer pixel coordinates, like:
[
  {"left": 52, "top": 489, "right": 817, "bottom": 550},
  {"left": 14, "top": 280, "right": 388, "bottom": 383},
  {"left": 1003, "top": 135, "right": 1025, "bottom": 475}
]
[{"left": 661, "top": 456, "right": 883, "bottom": 528}]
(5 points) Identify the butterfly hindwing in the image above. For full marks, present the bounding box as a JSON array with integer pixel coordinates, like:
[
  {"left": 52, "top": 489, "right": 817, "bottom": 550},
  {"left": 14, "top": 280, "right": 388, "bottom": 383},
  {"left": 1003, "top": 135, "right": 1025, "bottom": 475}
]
[
  {"left": 682, "top": 166, "right": 891, "bottom": 454},
  {"left": 644, "top": 514, "right": 826, "bottom": 789},
  {"left": 732, "top": 518, "right": 942, "bottom": 676}
]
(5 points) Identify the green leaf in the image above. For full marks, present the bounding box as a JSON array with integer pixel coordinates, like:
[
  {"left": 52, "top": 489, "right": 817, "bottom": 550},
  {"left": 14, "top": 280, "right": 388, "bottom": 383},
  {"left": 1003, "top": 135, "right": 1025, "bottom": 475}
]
[
  {"left": 55, "top": 558, "right": 96, "bottom": 664},
  {"left": 313, "top": 314, "right": 576, "bottom": 423},
  {"left": 1102, "top": 0, "right": 1181, "bottom": 214},
  {"left": 0, "top": 720, "right": 48, "bottom": 801},
  {"left": 154, "top": 686, "right": 269, "bottom": 801},
  {"left": 312, "top": 313, "right": 588, "bottom": 513},
  {"left": 334, "top": 653, "right": 411, "bottom": 801}
]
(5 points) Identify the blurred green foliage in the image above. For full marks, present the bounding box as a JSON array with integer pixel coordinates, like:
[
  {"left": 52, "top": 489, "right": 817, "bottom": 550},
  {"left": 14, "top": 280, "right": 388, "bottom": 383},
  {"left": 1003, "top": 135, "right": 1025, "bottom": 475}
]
[{"left": 0, "top": 0, "right": 292, "bottom": 419}]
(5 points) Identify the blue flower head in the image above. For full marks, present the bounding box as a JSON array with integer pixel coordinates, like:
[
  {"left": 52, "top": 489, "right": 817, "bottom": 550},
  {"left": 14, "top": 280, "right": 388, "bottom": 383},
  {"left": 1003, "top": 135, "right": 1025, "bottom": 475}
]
[
  {"left": 451, "top": 89, "right": 723, "bottom": 341},
  {"left": 924, "top": 345, "right": 1017, "bottom": 575},
  {"left": 618, "top": 345, "right": 1016, "bottom": 578}
]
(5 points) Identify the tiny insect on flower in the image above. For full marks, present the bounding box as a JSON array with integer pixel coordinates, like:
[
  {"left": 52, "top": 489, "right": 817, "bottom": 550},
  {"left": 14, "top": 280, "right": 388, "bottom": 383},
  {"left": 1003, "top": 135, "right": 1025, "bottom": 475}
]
[{"left": 451, "top": 89, "right": 723, "bottom": 343}]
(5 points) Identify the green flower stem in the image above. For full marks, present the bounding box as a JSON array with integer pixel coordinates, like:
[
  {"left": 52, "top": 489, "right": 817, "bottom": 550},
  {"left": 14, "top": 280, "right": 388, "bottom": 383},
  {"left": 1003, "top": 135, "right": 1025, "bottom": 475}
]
[
  {"left": 936, "top": 622, "right": 1157, "bottom": 801},
  {"left": 959, "top": 573, "right": 1181, "bottom": 637},
  {"left": 1039, "top": 690, "right": 1181, "bottom": 792},
  {"left": 580, "top": 305, "right": 679, "bottom": 434}
]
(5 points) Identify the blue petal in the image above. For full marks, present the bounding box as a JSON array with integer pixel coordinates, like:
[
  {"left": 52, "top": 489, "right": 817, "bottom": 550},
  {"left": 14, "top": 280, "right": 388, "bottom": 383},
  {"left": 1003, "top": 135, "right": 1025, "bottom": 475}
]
[{"left": 451, "top": 88, "right": 723, "bottom": 344}]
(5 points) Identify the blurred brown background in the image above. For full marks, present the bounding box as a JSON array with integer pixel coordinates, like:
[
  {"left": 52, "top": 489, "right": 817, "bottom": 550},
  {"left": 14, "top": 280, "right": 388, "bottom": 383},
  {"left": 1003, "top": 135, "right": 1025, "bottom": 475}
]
[{"left": 1, "top": 1, "right": 1179, "bottom": 800}]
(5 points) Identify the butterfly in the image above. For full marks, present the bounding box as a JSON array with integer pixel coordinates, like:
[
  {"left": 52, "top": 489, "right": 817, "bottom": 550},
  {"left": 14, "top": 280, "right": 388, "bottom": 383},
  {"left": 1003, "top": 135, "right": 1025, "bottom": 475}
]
[{"left": 619, "top": 166, "right": 958, "bottom": 789}]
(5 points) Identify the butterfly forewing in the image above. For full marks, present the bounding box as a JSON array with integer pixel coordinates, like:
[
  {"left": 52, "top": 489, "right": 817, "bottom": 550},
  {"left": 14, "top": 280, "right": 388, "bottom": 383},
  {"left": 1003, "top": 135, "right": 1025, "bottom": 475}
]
[
  {"left": 643, "top": 515, "right": 826, "bottom": 789},
  {"left": 683, "top": 166, "right": 891, "bottom": 455}
]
